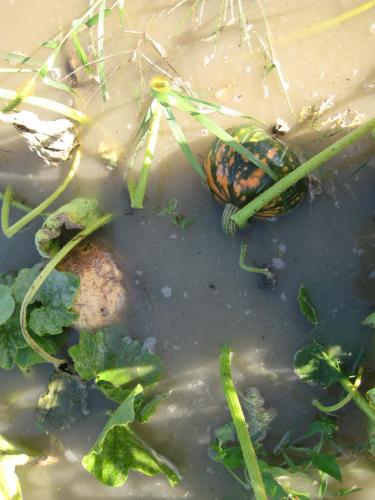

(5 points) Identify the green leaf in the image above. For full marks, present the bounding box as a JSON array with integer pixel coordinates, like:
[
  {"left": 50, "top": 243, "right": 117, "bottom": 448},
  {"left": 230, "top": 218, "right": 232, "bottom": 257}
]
[
  {"left": 85, "top": 8, "right": 112, "bottom": 28},
  {"left": 0, "top": 285, "right": 15, "bottom": 326},
  {"left": 334, "top": 486, "right": 362, "bottom": 496},
  {"left": 29, "top": 307, "right": 77, "bottom": 336},
  {"left": 293, "top": 341, "right": 343, "bottom": 387},
  {"left": 311, "top": 453, "right": 342, "bottom": 482},
  {"left": 362, "top": 311, "right": 375, "bottom": 328},
  {"left": 35, "top": 198, "right": 100, "bottom": 258},
  {"left": 15, "top": 333, "right": 67, "bottom": 371},
  {"left": 0, "top": 435, "right": 37, "bottom": 500},
  {"left": 0, "top": 324, "right": 22, "bottom": 370},
  {"left": 301, "top": 416, "right": 338, "bottom": 441},
  {"left": 38, "top": 371, "right": 88, "bottom": 430},
  {"left": 69, "top": 327, "right": 163, "bottom": 402},
  {"left": 11, "top": 266, "right": 40, "bottom": 304},
  {"left": 36, "top": 270, "right": 79, "bottom": 309},
  {"left": 298, "top": 285, "right": 319, "bottom": 325},
  {"left": 82, "top": 386, "right": 181, "bottom": 487},
  {"left": 136, "top": 394, "right": 169, "bottom": 423}
]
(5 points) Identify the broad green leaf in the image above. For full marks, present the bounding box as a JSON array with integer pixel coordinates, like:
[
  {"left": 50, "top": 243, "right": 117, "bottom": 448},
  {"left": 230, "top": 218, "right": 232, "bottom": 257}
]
[
  {"left": 362, "top": 311, "right": 375, "bottom": 328},
  {"left": 0, "top": 435, "right": 36, "bottom": 500},
  {"left": 212, "top": 444, "right": 244, "bottom": 469},
  {"left": 293, "top": 341, "right": 343, "bottom": 387},
  {"left": 301, "top": 416, "right": 338, "bottom": 441},
  {"left": 11, "top": 266, "right": 40, "bottom": 304},
  {"left": 0, "top": 285, "right": 15, "bottom": 325},
  {"left": 69, "top": 328, "right": 163, "bottom": 402},
  {"left": 82, "top": 386, "right": 181, "bottom": 487},
  {"left": 298, "top": 285, "right": 319, "bottom": 325},
  {"left": 35, "top": 198, "right": 100, "bottom": 258},
  {"left": 38, "top": 371, "right": 88, "bottom": 430},
  {"left": 36, "top": 270, "right": 79, "bottom": 309},
  {"left": 29, "top": 307, "right": 77, "bottom": 336},
  {"left": 311, "top": 453, "right": 342, "bottom": 482},
  {"left": 0, "top": 325, "right": 21, "bottom": 370}
]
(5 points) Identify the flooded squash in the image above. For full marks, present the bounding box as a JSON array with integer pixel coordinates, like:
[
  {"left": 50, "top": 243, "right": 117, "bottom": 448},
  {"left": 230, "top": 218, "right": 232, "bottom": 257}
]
[
  {"left": 58, "top": 240, "right": 126, "bottom": 330},
  {"left": 204, "top": 124, "right": 307, "bottom": 221}
]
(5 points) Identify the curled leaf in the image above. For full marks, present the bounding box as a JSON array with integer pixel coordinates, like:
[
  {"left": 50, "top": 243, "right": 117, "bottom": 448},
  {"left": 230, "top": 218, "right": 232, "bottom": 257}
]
[
  {"left": 82, "top": 386, "right": 181, "bottom": 487},
  {"left": 297, "top": 285, "right": 319, "bottom": 325},
  {"left": 0, "top": 110, "right": 78, "bottom": 166},
  {"left": 35, "top": 198, "right": 100, "bottom": 258}
]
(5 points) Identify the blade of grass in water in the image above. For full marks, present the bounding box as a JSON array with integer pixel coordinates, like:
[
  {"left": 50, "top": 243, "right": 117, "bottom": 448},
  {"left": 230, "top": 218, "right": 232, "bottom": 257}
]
[
  {"left": 219, "top": 346, "right": 267, "bottom": 500},
  {"left": 118, "top": 0, "right": 125, "bottom": 26},
  {"left": 71, "top": 31, "right": 93, "bottom": 75},
  {"left": 0, "top": 88, "right": 87, "bottom": 123},
  {"left": 97, "top": 0, "right": 108, "bottom": 101},
  {"left": 127, "top": 101, "right": 162, "bottom": 208},
  {"left": 155, "top": 89, "right": 277, "bottom": 181},
  {"left": 160, "top": 103, "right": 205, "bottom": 179}
]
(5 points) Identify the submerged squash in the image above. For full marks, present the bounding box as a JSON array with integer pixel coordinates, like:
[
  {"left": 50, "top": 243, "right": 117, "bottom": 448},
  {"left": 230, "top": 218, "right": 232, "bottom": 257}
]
[{"left": 204, "top": 124, "right": 307, "bottom": 231}]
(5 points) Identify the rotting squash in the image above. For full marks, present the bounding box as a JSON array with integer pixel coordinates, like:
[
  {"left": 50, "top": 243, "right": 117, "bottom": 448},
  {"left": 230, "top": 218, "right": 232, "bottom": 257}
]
[{"left": 204, "top": 124, "right": 307, "bottom": 234}]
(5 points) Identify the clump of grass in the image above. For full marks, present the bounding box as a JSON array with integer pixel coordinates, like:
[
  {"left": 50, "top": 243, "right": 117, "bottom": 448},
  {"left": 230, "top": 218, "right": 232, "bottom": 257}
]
[{"left": 125, "top": 76, "right": 269, "bottom": 209}]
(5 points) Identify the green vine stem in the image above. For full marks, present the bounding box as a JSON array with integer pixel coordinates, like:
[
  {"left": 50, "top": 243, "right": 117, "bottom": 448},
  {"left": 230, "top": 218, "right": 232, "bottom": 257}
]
[
  {"left": 219, "top": 346, "right": 267, "bottom": 500},
  {"left": 0, "top": 192, "right": 35, "bottom": 214},
  {"left": 231, "top": 116, "right": 375, "bottom": 228},
  {"left": 313, "top": 369, "right": 363, "bottom": 413},
  {"left": 239, "top": 242, "right": 275, "bottom": 283},
  {"left": 20, "top": 212, "right": 113, "bottom": 369},
  {"left": 127, "top": 100, "right": 162, "bottom": 209},
  {"left": 1, "top": 149, "right": 81, "bottom": 238},
  {"left": 339, "top": 377, "right": 375, "bottom": 425}
]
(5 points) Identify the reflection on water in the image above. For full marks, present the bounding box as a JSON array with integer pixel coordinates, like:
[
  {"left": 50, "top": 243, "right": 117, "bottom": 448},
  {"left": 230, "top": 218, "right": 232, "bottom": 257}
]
[{"left": 1, "top": 0, "right": 375, "bottom": 498}]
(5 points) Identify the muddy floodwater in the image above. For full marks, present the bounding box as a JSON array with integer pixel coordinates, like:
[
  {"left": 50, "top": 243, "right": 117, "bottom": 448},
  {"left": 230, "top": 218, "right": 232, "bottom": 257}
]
[{"left": 0, "top": 0, "right": 375, "bottom": 499}]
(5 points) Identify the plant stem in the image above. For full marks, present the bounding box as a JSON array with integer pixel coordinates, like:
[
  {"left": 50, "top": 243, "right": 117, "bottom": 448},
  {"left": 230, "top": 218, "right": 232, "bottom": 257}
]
[
  {"left": 232, "top": 116, "right": 375, "bottom": 228},
  {"left": 128, "top": 100, "right": 162, "bottom": 208},
  {"left": 313, "top": 369, "right": 363, "bottom": 413},
  {"left": 0, "top": 193, "right": 35, "bottom": 214},
  {"left": 339, "top": 377, "right": 375, "bottom": 425},
  {"left": 239, "top": 242, "right": 275, "bottom": 282},
  {"left": 219, "top": 346, "right": 267, "bottom": 500},
  {"left": 19, "top": 212, "right": 113, "bottom": 369},
  {"left": 1, "top": 149, "right": 81, "bottom": 238}
]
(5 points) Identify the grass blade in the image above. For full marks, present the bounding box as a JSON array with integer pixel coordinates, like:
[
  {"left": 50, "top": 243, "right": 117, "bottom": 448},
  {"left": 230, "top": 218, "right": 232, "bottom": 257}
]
[
  {"left": 97, "top": 0, "right": 108, "bottom": 101},
  {"left": 160, "top": 103, "right": 205, "bottom": 179},
  {"left": 71, "top": 32, "right": 93, "bottom": 75}
]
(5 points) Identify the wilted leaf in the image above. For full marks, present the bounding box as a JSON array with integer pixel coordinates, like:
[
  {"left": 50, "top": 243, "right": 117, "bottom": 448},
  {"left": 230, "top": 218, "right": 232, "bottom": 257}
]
[
  {"left": 35, "top": 198, "right": 100, "bottom": 258},
  {"left": 0, "top": 110, "right": 78, "bottom": 166},
  {"left": 82, "top": 385, "right": 181, "bottom": 487},
  {"left": 69, "top": 328, "right": 163, "bottom": 402},
  {"left": 298, "top": 285, "right": 318, "bottom": 325},
  {"left": 38, "top": 371, "right": 88, "bottom": 430},
  {"left": 136, "top": 394, "right": 169, "bottom": 423},
  {"left": 0, "top": 285, "right": 15, "bottom": 326},
  {"left": 311, "top": 453, "right": 342, "bottom": 482},
  {"left": 293, "top": 341, "right": 343, "bottom": 387},
  {"left": 241, "top": 387, "right": 277, "bottom": 442}
]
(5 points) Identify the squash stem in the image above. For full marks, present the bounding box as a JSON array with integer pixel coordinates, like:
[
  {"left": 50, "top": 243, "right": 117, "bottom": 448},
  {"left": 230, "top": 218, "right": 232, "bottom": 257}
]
[
  {"left": 1, "top": 149, "right": 81, "bottom": 238},
  {"left": 339, "top": 377, "right": 375, "bottom": 426},
  {"left": 219, "top": 346, "right": 267, "bottom": 500},
  {"left": 231, "top": 116, "right": 375, "bottom": 228},
  {"left": 19, "top": 212, "right": 113, "bottom": 369},
  {"left": 312, "top": 368, "right": 362, "bottom": 413}
]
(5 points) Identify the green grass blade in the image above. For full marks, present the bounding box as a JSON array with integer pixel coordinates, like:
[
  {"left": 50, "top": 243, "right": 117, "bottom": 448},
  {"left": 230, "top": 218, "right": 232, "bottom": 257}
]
[
  {"left": 43, "top": 76, "right": 75, "bottom": 93},
  {"left": 85, "top": 8, "right": 112, "bottom": 27},
  {"left": 71, "top": 32, "right": 92, "bottom": 75},
  {"left": 97, "top": 0, "right": 108, "bottom": 101},
  {"left": 160, "top": 103, "right": 205, "bottom": 179},
  {"left": 154, "top": 89, "right": 277, "bottom": 180},
  {"left": 169, "top": 90, "right": 263, "bottom": 123}
]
